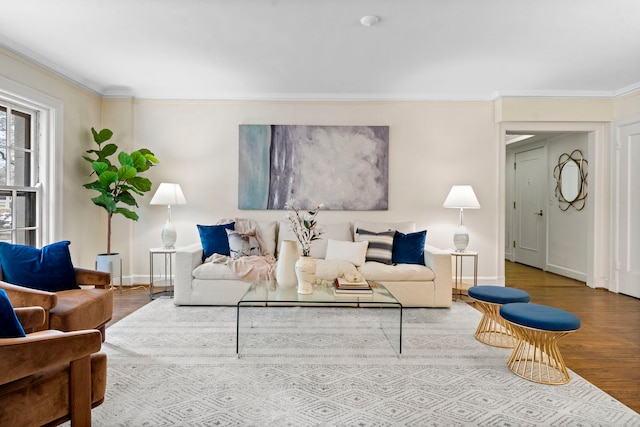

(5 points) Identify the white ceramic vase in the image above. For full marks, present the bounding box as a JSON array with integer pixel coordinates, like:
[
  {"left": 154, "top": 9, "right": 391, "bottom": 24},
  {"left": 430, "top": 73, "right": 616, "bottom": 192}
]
[
  {"left": 276, "top": 240, "right": 298, "bottom": 288},
  {"left": 295, "top": 256, "right": 316, "bottom": 294}
]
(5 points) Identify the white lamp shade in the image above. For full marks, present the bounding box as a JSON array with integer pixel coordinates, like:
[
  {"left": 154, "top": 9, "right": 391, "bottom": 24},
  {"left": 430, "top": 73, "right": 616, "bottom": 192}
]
[
  {"left": 443, "top": 185, "right": 480, "bottom": 209},
  {"left": 150, "top": 183, "right": 187, "bottom": 206}
]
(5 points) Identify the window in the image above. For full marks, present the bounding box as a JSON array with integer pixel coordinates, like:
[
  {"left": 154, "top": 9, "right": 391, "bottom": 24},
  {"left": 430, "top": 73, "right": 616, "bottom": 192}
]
[{"left": 0, "top": 102, "right": 39, "bottom": 246}]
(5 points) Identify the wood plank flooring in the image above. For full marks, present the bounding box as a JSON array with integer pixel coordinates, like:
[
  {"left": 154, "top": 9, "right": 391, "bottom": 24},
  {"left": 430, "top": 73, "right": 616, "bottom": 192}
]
[{"left": 107, "top": 264, "right": 640, "bottom": 414}]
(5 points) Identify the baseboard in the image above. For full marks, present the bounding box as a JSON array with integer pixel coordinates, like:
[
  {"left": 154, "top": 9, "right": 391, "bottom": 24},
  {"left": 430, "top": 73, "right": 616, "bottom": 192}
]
[{"left": 545, "top": 264, "right": 587, "bottom": 282}]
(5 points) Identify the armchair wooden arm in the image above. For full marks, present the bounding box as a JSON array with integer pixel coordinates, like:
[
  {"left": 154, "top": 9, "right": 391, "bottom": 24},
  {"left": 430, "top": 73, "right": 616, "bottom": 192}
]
[
  {"left": 0, "top": 329, "right": 106, "bottom": 426},
  {"left": 75, "top": 268, "right": 111, "bottom": 289},
  {"left": 0, "top": 280, "right": 57, "bottom": 309},
  {"left": 13, "top": 306, "right": 46, "bottom": 331},
  {"left": 0, "top": 329, "right": 102, "bottom": 385}
]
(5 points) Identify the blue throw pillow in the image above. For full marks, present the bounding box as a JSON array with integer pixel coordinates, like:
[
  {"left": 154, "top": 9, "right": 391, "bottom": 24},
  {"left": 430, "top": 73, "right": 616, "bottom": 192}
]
[
  {"left": 0, "top": 241, "right": 78, "bottom": 292},
  {"left": 392, "top": 230, "right": 427, "bottom": 265},
  {"left": 197, "top": 222, "right": 235, "bottom": 260},
  {"left": 0, "top": 289, "right": 26, "bottom": 338}
]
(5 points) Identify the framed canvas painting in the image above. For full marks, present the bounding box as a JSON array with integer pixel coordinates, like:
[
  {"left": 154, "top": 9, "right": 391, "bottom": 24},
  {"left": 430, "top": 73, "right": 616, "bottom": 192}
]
[{"left": 239, "top": 125, "right": 389, "bottom": 210}]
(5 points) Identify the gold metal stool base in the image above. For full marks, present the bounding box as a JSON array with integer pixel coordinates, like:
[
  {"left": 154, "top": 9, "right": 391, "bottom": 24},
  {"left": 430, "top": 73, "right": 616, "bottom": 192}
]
[
  {"left": 504, "top": 321, "right": 576, "bottom": 385},
  {"left": 471, "top": 299, "right": 520, "bottom": 348}
]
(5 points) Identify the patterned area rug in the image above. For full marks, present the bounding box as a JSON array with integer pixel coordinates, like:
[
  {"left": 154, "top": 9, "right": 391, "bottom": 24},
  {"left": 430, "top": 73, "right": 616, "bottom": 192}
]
[{"left": 89, "top": 299, "right": 639, "bottom": 426}]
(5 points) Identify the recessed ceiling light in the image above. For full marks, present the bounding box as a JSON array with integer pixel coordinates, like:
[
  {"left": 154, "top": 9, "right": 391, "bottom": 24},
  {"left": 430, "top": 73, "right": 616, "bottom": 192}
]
[{"left": 360, "top": 15, "right": 380, "bottom": 27}]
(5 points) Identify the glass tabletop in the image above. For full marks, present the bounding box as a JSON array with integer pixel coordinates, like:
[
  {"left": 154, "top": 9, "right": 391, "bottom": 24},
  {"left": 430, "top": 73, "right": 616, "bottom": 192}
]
[{"left": 239, "top": 280, "right": 401, "bottom": 305}]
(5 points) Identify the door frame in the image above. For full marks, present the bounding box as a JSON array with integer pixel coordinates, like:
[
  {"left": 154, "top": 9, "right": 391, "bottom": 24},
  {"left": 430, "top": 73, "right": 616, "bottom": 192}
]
[
  {"left": 611, "top": 115, "right": 640, "bottom": 296},
  {"left": 498, "top": 121, "right": 609, "bottom": 290}
]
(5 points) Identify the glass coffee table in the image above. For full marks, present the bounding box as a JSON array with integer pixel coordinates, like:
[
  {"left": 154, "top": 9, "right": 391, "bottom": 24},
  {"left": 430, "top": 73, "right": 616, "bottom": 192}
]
[{"left": 236, "top": 281, "right": 403, "bottom": 356}]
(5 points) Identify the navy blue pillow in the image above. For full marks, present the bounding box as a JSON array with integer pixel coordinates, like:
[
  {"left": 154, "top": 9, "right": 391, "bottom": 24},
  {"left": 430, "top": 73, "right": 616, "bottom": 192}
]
[
  {"left": 392, "top": 230, "right": 427, "bottom": 265},
  {"left": 0, "top": 289, "right": 26, "bottom": 338},
  {"left": 197, "top": 222, "right": 235, "bottom": 260},
  {"left": 0, "top": 241, "right": 78, "bottom": 292}
]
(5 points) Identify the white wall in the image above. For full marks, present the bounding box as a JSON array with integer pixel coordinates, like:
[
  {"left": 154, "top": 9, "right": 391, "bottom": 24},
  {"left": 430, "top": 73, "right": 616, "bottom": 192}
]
[
  {"left": 3, "top": 47, "right": 639, "bottom": 291},
  {"left": 130, "top": 100, "right": 498, "bottom": 284},
  {"left": 546, "top": 133, "right": 589, "bottom": 280}
]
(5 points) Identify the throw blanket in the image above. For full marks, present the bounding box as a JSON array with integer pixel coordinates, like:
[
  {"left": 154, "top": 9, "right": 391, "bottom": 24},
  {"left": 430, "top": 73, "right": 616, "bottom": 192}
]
[{"left": 206, "top": 253, "right": 277, "bottom": 283}]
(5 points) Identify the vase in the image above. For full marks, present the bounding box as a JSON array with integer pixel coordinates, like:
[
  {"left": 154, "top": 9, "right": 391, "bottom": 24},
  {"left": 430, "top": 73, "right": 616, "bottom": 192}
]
[
  {"left": 295, "top": 256, "right": 316, "bottom": 294},
  {"left": 276, "top": 240, "right": 298, "bottom": 289}
]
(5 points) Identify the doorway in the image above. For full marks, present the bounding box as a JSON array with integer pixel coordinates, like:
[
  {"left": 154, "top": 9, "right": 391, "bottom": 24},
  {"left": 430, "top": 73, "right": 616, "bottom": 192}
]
[{"left": 505, "top": 131, "right": 590, "bottom": 283}]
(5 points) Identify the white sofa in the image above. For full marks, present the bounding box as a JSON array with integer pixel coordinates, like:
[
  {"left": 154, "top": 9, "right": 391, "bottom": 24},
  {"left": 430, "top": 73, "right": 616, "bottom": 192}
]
[{"left": 175, "top": 219, "right": 452, "bottom": 307}]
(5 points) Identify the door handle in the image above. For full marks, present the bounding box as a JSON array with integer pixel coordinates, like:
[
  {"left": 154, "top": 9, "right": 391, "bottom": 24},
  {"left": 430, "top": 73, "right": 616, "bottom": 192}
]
[{"left": 535, "top": 210, "right": 543, "bottom": 216}]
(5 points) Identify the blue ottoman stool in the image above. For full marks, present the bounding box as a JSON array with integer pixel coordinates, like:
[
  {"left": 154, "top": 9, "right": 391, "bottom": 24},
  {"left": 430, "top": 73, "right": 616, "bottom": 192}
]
[
  {"left": 500, "top": 303, "right": 581, "bottom": 385},
  {"left": 467, "top": 286, "right": 530, "bottom": 347}
]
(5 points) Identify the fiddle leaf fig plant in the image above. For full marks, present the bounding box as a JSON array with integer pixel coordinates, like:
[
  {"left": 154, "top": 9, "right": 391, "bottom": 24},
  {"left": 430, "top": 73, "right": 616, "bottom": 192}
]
[{"left": 82, "top": 127, "right": 159, "bottom": 254}]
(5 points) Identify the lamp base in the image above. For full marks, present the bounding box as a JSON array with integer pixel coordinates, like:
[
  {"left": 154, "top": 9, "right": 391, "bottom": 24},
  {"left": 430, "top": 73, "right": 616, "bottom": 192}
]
[
  {"left": 160, "top": 219, "right": 177, "bottom": 249},
  {"left": 453, "top": 225, "right": 469, "bottom": 252}
]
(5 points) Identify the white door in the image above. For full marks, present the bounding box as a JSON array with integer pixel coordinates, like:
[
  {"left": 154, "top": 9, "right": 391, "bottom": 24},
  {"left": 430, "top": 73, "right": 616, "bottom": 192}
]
[
  {"left": 514, "top": 147, "right": 546, "bottom": 269},
  {"left": 615, "top": 121, "right": 640, "bottom": 298}
]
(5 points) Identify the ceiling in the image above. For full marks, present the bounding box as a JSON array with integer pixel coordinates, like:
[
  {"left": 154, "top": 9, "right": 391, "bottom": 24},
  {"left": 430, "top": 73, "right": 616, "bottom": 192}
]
[{"left": 1, "top": 0, "right": 640, "bottom": 100}]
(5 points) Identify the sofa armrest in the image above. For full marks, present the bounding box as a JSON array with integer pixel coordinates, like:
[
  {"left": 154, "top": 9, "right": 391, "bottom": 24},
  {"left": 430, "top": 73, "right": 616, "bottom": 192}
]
[
  {"left": 424, "top": 245, "right": 453, "bottom": 303},
  {"left": 175, "top": 243, "right": 204, "bottom": 293},
  {"left": 14, "top": 306, "right": 46, "bottom": 330},
  {"left": 75, "top": 268, "right": 111, "bottom": 289},
  {"left": 0, "top": 329, "right": 102, "bottom": 385},
  {"left": 0, "top": 281, "right": 57, "bottom": 310}
]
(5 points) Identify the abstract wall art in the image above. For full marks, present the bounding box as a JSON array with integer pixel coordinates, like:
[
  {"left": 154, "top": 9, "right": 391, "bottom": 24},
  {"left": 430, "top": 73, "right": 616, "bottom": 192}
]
[{"left": 239, "top": 125, "right": 389, "bottom": 210}]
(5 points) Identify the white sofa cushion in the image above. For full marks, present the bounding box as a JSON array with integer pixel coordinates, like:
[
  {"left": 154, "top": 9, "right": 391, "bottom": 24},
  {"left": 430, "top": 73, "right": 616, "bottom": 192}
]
[
  {"left": 193, "top": 262, "right": 238, "bottom": 280},
  {"left": 325, "top": 239, "right": 368, "bottom": 266},
  {"left": 314, "top": 259, "right": 359, "bottom": 281},
  {"left": 358, "top": 261, "right": 435, "bottom": 281}
]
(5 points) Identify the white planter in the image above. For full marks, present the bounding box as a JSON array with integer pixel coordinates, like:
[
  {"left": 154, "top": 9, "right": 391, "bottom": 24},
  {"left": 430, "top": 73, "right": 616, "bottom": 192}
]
[
  {"left": 295, "top": 256, "right": 316, "bottom": 294},
  {"left": 276, "top": 240, "right": 298, "bottom": 288},
  {"left": 96, "top": 253, "right": 121, "bottom": 286}
]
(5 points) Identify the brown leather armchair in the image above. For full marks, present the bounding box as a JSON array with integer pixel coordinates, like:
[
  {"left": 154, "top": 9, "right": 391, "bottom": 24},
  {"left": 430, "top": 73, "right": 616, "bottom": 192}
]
[
  {"left": 0, "top": 306, "right": 107, "bottom": 426},
  {"left": 0, "top": 268, "right": 114, "bottom": 341}
]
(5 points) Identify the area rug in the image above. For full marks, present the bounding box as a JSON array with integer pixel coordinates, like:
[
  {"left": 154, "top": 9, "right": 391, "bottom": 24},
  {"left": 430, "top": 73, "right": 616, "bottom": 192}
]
[{"left": 89, "top": 299, "right": 639, "bottom": 426}]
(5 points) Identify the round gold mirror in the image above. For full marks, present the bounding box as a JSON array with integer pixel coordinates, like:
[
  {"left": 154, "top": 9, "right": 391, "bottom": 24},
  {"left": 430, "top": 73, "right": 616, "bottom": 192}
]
[{"left": 553, "top": 150, "right": 588, "bottom": 211}]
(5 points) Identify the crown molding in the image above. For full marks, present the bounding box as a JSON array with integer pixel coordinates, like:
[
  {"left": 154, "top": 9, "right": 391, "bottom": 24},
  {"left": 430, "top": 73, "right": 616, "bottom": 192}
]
[{"left": 0, "top": 36, "right": 103, "bottom": 97}]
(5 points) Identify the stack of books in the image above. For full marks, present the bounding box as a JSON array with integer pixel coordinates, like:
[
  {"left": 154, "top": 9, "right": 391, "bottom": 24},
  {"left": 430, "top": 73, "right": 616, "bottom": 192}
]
[{"left": 334, "top": 277, "right": 373, "bottom": 295}]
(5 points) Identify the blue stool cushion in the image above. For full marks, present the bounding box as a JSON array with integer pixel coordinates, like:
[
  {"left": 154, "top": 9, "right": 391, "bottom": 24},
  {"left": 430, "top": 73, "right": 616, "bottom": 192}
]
[
  {"left": 500, "top": 303, "right": 581, "bottom": 332},
  {"left": 468, "top": 286, "right": 530, "bottom": 304}
]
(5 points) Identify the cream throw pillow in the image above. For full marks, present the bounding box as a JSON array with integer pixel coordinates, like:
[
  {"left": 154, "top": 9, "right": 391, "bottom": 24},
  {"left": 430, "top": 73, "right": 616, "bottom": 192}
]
[{"left": 325, "top": 239, "right": 369, "bottom": 267}]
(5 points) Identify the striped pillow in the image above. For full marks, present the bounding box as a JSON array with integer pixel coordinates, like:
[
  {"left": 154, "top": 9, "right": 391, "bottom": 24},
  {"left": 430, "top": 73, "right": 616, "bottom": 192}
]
[{"left": 356, "top": 228, "right": 395, "bottom": 265}]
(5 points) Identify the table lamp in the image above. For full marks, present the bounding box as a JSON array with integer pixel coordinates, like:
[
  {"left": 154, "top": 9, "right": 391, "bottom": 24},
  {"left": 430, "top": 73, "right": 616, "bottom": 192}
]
[
  {"left": 150, "top": 183, "right": 187, "bottom": 248},
  {"left": 443, "top": 185, "right": 480, "bottom": 252}
]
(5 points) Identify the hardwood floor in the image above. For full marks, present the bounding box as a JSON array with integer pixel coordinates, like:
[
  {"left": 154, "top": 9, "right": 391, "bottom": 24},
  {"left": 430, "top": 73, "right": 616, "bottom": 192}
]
[
  {"left": 107, "top": 265, "right": 640, "bottom": 414},
  {"left": 502, "top": 261, "right": 640, "bottom": 413}
]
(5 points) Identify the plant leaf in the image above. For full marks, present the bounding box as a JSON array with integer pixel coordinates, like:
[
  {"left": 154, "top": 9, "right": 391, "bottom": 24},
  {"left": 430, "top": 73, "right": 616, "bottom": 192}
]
[
  {"left": 118, "top": 151, "right": 133, "bottom": 166},
  {"left": 115, "top": 190, "right": 137, "bottom": 207},
  {"left": 92, "top": 128, "right": 113, "bottom": 144},
  {"left": 117, "top": 165, "right": 137, "bottom": 181},
  {"left": 128, "top": 176, "right": 152, "bottom": 193},
  {"left": 92, "top": 161, "right": 108, "bottom": 175},
  {"left": 100, "top": 143, "right": 118, "bottom": 157},
  {"left": 98, "top": 170, "right": 118, "bottom": 187},
  {"left": 115, "top": 207, "right": 139, "bottom": 221},
  {"left": 92, "top": 194, "right": 116, "bottom": 212}
]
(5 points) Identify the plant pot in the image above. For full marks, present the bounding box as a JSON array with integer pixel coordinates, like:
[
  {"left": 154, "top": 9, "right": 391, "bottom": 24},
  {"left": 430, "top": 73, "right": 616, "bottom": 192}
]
[
  {"left": 295, "top": 256, "right": 316, "bottom": 294},
  {"left": 96, "top": 253, "right": 121, "bottom": 287}
]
